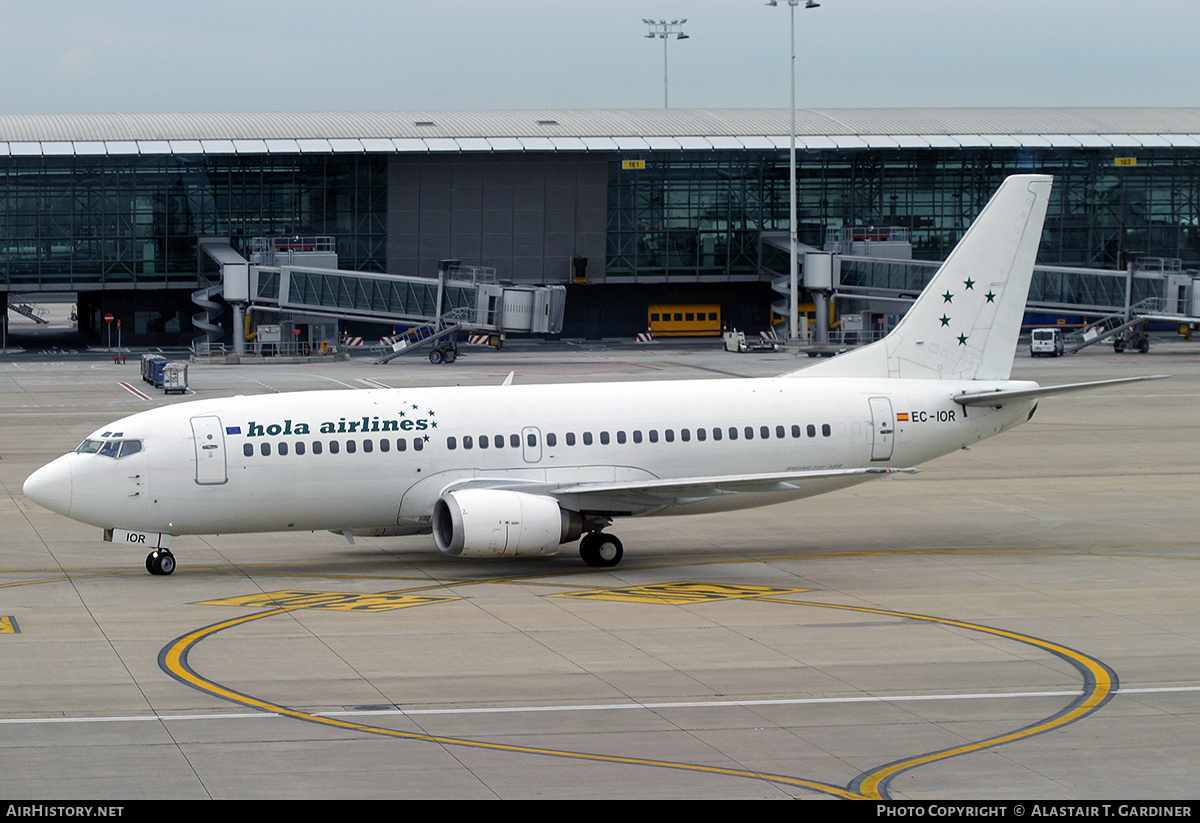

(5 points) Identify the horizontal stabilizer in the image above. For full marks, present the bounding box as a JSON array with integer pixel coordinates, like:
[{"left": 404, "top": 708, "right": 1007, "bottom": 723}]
[{"left": 954, "top": 374, "right": 1170, "bottom": 407}]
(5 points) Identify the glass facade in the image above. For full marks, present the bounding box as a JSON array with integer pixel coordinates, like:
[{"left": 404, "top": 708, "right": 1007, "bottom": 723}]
[
  {"left": 606, "top": 147, "right": 1200, "bottom": 280},
  {"left": 2, "top": 142, "right": 1199, "bottom": 335},
  {"left": 0, "top": 154, "right": 387, "bottom": 289}
]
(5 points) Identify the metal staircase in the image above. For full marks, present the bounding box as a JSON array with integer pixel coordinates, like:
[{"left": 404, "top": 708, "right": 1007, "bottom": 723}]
[
  {"left": 373, "top": 307, "right": 474, "bottom": 364},
  {"left": 1060, "top": 298, "right": 1183, "bottom": 353},
  {"left": 191, "top": 276, "right": 224, "bottom": 353},
  {"left": 10, "top": 301, "right": 49, "bottom": 324}
]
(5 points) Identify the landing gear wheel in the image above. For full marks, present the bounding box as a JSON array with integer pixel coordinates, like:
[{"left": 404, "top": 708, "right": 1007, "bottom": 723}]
[
  {"left": 146, "top": 549, "right": 175, "bottom": 576},
  {"left": 579, "top": 532, "right": 623, "bottom": 568},
  {"left": 428, "top": 349, "right": 444, "bottom": 364}
]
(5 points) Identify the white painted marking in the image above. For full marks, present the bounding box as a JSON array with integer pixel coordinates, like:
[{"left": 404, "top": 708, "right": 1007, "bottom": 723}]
[{"left": 0, "top": 685, "right": 1192, "bottom": 726}]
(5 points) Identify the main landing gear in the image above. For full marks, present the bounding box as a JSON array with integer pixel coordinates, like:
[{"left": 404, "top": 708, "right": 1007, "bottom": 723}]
[
  {"left": 146, "top": 548, "right": 176, "bottom": 576},
  {"left": 579, "top": 532, "right": 623, "bottom": 568}
]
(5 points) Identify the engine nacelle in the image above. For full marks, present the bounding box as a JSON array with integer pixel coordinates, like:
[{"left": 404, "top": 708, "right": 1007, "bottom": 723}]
[{"left": 432, "top": 489, "right": 583, "bottom": 558}]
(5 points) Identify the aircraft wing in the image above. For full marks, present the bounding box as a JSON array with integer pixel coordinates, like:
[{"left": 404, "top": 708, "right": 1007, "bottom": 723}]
[
  {"left": 444, "top": 467, "right": 918, "bottom": 514},
  {"left": 954, "top": 374, "right": 1170, "bottom": 407}
]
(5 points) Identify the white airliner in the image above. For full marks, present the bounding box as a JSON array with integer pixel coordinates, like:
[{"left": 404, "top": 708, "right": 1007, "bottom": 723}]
[{"left": 24, "top": 175, "right": 1165, "bottom": 575}]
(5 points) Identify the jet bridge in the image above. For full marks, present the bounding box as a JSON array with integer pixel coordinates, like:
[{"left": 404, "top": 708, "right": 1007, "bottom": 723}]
[
  {"left": 198, "top": 237, "right": 565, "bottom": 357},
  {"left": 800, "top": 247, "right": 1200, "bottom": 348}
]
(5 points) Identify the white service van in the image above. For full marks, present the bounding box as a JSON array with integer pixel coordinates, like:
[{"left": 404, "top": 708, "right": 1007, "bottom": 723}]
[{"left": 1030, "top": 327, "right": 1065, "bottom": 357}]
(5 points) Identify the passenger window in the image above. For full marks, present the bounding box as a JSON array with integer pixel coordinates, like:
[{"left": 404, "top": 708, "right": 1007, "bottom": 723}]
[
  {"left": 378, "top": 439, "right": 388, "bottom": 453},
  {"left": 697, "top": 428, "right": 706, "bottom": 441},
  {"left": 583, "top": 432, "right": 593, "bottom": 446},
  {"left": 329, "top": 441, "right": 340, "bottom": 454},
  {"left": 728, "top": 427, "right": 738, "bottom": 441},
  {"left": 807, "top": 425, "right": 817, "bottom": 438},
  {"left": 278, "top": 442, "right": 289, "bottom": 456},
  {"left": 791, "top": 425, "right": 801, "bottom": 438},
  {"left": 712, "top": 427, "right": 722, "bottom": 441},
  {"left": 346, "top": 440, "right": 356, "bottom": 454},
  {"left": 396, "top": 438, "right": 406, "bottom": 452},
  {"left": 494, "top": 435, "right": 504, "bottom": 448},
  {"left": 665, "top": 429, "right": 674, "bottom": 443},
  {"left": 527, "top": 432, "right": 537, "bottom": 447},
  {"left": 617, "top": 430, "right": 626, "bottom": 444},
  {"left": 600, "top": 431, "right": 610, "bottom": 445},
  {"left": 363, "top": 439, "right": 373, "bottom": 453},
  {"left": 479, "top": 434, "right": 490, "bottom": 449},
  {"left": 633, "top": 430, "right": 643, "bottom": 444},
  {"left": 822, "top": 424, "right": 831, "bottom": 437},
  {"left": 463, "top": 436, "right": 473, "bottom": 449},
  {"left": 313, "top": 441, "right": 323, "bottom": 455},
  {"left": 260, "top": 443, "right": 271, "bottom": 457},
  {"left": 244, "top": 443, "right": 253, "bottom": 457},
  {"left": 649, "top": 430, "right": 659, "bottom": 443},
  {"left": 413, "top": 438, "right": 424, "bottom": 451},
  {"left": 744, "top": 427, "right": 754, "bottom": 440},
  {"left": 297, "top": 441, "right": 307, "bottom": 455},
  {"left": 510, "top": 434, "right": 520, "bottom": 448},
  {"left": 776, "top": 425, "right": 785, "bottom": 438},
  {"left": 447, "top": 437, "right": 457, "bottom": 450},
  {"left": 681, "top": 429, "right": 690, "bottom": 442},
  {"left": 566, "top": 432, "right": 576, "bottom": 446}
]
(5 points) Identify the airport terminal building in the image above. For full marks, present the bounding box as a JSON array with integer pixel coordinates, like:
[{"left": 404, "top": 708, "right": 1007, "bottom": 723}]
[{"left": 2, "top": 107, "right": 1200, "bottom": 344}]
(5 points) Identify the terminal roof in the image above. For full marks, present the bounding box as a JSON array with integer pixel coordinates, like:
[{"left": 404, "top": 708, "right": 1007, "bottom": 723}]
[{"left": 1, "top": 107, "right": 1198, "bottom": 155}]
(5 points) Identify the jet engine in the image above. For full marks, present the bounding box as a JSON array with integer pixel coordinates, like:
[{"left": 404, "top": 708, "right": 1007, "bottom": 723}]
[{"left": 432, "top": 489, "right": 583, "bottom": 558}]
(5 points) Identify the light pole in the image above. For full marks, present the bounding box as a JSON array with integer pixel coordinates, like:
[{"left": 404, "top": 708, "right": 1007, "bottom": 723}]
[
  {"left": 643, "top": 19, "right": 689, "bottom": 108},
  {"left": 767, "top": 0, "right": 819, "bottom": 343}
]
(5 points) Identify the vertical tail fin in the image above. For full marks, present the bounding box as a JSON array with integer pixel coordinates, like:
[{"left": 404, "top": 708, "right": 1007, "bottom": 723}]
[{"left": 789, "top": 174, "right": 1052, "bottom": 381}]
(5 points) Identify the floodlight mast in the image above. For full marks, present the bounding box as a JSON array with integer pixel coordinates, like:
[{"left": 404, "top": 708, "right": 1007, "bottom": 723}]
[
  {"left": 643, "top": 19, "right": 689, "bottom": 108},
  {"left": 766, "top": 0, "right": 820, "bottom": 343}
]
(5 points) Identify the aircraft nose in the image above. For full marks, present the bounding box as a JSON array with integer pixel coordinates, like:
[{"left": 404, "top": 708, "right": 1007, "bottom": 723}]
[{"left": 23, "top": 455, "right": 74, "bottom": 516}]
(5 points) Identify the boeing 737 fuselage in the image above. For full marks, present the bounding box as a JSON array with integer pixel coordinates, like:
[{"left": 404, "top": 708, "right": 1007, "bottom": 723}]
[{"left": 22, "top": 175, "right": 1166, "bottom": 574}]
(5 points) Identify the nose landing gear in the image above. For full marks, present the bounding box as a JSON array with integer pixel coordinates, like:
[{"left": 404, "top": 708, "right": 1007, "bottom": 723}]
[{"left": 146, "top": 548, "right": 176, "bottom": 575}]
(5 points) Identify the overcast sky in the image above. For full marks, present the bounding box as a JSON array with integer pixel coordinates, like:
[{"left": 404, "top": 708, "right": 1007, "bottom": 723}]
[{"left": 2, "top": 0, "right": 1197, "bottom": 115}]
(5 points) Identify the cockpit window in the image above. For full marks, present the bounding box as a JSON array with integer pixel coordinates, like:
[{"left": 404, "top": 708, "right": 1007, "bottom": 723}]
[{"left": 75, "top": 438, "right": 143, "bottom": 459}]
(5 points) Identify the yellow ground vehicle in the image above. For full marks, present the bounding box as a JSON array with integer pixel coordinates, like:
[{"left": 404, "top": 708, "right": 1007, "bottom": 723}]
[{"left": 647, "top": 304, "right": 722, "bottom": 337}]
